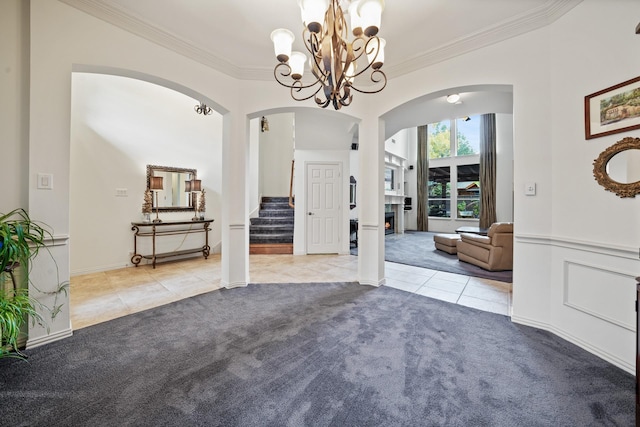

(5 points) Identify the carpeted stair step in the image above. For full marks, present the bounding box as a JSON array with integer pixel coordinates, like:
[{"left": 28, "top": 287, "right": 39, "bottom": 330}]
[
  {"left": 250, "top": 196, "right": 295, "bottom": 249},
  {"left": 261, "top": 196, "right": 290, "bottom": 203},
  {"left": 250, "top": 224, "right": 293, "bottom": 234},
  {"left": 249, "top": 232, "right": 293, "bottom": 244},
  {"left": 261, "top": 201, "right": 292, "bottom": 210},
  {"left": 259, "top": 209, "right": 294, "bottom": 218},
  {"left": 250, "top": 217, "right": 294, "bottom": 225}
]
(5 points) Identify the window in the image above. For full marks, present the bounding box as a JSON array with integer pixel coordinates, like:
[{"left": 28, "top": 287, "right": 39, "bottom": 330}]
[
  {"left": 384, "top": 168, "right": 395, "bottom": 191},
  {"left": 456, "top": 164, "right": 480, "bottom": 219},
  {"left": 428, "top": 166, "right": 450, "bottom": 217},
  {"left": 428, "top": 121, "right": 450, "bottom": 159},
  {"left": 427, "top": 115, "right": 481, "bottom": 219},
  {"left": 456, "top": 117, "right": 480, "bottom": 156}
]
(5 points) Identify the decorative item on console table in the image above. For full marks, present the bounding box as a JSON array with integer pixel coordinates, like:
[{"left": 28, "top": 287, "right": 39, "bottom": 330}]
[
  {"left": 198, "top": 189, "right": 206, "bottom": 220},
  {"left": 141, "top": 189, "right": 152, "bottom": 223},
  {"left": 189, "top": 179, "right": 202, "bottom": 221},
  {"left": 149, "top": 176, "right": 164, "bottom": 223}
]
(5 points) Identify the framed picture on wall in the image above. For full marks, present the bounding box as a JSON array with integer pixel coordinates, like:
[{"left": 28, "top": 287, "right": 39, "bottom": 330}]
[{"left": 585, "top": 75, "right": 640, "bottom": 139}]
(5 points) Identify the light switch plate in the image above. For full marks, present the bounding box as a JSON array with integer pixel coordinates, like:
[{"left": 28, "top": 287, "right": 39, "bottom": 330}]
[
  {"left": 37, "top": 173, "right": 53, "bottom": 190},
  {"left": 525, "top": 182, "right": 536, "bottom": 196}
]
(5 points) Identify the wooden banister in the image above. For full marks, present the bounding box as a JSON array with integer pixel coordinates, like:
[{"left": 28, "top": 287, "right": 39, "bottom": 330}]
[{"left": 289, "top": 159, "right": 295, "bottom": 208}]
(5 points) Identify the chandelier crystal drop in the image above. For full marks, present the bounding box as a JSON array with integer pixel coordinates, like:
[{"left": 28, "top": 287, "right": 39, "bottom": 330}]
[{"left": 271, "top": 0, "right": 386, "bottom": 110}]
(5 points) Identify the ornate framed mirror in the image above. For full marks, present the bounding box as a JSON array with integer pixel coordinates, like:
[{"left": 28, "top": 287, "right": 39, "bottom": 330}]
[
  {"left": 592, "top": 137, "right": 640, "bottom": 198},
  {"left": 146, "top": 165, "right": 197, "bottom": 211}
]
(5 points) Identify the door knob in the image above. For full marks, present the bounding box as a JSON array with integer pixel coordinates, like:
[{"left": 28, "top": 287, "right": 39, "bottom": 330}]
[{"left": 308, "top": 212, "right": 314, "bottom": 215}]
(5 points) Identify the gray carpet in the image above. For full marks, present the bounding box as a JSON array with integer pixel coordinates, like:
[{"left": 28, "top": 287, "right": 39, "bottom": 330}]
[
  {"left": 0, "top": 282, "right": 633, "bottom": 426},
  {"left": 352, "top": 231, "right": 513, "bottom": 283}
]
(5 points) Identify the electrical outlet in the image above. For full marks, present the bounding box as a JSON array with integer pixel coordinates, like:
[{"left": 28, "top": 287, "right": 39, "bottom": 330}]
[
  {"left": 116, "top": 188, "right": 128, "bottom": 197},
  {"left": 524, "top": 182, "right": 536, "bottom": 196}
]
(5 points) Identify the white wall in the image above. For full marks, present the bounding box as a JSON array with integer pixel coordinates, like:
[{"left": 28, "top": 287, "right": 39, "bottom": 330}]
[
  {"left": 259, "top": 113, "right": 294, "bottom": 197},
  {"left": 495, "top": 113, "right": 514, "bottom": 222},
  {"left": 249, "top": 117, "right": 260, "bottom": 217},
  {"left": 539, "top": 0, "right": 640, "bottom": 371},
  {"left": 70, "top": 73, "right": 223, "bottom": 274},
  {"left": 0, "top": 0, "right": 29, "bottom": 212},
  {"left": 295, "top": 108, "right": 356, "bottom": 151},
  {"left": 385, "top": 128, "right": 410, "bottom": 160}
]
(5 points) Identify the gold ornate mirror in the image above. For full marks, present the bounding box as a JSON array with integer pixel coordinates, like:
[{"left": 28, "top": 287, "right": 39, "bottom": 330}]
[{"left": 593, "top": 137, "right": 640, "bottom": 198}]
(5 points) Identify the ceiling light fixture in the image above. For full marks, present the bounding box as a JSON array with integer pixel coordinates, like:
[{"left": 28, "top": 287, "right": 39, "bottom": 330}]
[
  {"left": 270, "top": 0, "right": 387, "bottom": 110},
  {"left": 446, "top": 94, "right": 461, "bottom": 104},
  {"left": 194, "top": 102, "right": 212, "bottom": 115}
]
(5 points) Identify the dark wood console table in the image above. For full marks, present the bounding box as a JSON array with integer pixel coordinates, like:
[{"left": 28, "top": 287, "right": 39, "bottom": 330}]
[{"left": 131, "top": 219, "right": 213, "bottom": 268}]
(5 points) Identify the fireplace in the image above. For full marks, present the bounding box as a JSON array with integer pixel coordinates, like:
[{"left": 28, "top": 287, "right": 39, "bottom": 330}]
[{"left": 385, "top": 212, "right": 395, "bottom": 235}]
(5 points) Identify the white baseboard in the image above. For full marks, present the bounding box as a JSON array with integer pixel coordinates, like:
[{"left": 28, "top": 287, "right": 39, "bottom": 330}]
[
  {"left": 26, "top": 327, "right": 73, "bottom": 349},
  {"left": 359, "top": 278, "right": 385, "bottom": 287},
  {"left": 223, "top": 280, "right": 247, "bottom": 289}
]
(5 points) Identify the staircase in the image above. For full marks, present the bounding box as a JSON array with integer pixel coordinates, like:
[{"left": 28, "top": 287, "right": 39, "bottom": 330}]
[{"left": 249, "top": 196, "right": 294, "bottom": 254}]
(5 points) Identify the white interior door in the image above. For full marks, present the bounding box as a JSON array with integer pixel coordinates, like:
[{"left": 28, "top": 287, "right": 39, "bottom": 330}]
[{"left": 306, "top": 162, "right": 341, "bottom": 254}]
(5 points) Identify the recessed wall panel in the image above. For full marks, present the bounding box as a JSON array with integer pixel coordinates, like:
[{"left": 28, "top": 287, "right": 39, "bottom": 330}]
[{"left": 564, "top": 261, "right": 635, "bottom": 331}]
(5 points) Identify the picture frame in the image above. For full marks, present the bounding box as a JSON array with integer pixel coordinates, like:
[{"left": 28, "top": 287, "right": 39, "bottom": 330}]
[{"left": 584, "top": 76, "right": 640, "bottom": 140}]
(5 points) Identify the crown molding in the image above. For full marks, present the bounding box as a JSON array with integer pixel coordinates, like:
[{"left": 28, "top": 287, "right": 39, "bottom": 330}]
[
  {"left": 59, "top": 0, "right": 582, "bottom": 82},
  {"left": 384, "top": 0, "right": 583, "bottom": 80},
  {"left": 59, "top": 0, "right": 245, "bottom": 78}
]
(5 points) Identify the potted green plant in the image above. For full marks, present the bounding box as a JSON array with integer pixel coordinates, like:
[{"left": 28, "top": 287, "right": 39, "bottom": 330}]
[{"left": 0, "top": 208, "right": 53, "bottom": 358}]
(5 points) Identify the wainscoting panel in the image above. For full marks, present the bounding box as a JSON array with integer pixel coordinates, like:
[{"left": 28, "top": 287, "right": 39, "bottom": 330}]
[
  {"left": 564, "top": 260, "right": 636, "bottom": 331},
  {"left": 513, "top": 234, "right": 639, "bottom": 373}
]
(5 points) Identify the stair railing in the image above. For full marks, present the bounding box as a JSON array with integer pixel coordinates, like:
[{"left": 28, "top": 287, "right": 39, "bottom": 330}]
[{"left": 289, "top": 159, "right": 295, "bottom": 208}]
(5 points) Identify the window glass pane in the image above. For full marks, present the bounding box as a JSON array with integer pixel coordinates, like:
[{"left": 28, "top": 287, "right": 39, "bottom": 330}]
[
  {"left": 384, "top": 168, "right": 395, "bottom": 191},
  {"left": 428, "top": 166, "right": 450, "bottom": 217},
  {"left": 457, "top": 164, "right": 480, "bottom": 219},
  {"left": 456, "top": 115, "right": 480, "bottom": 156},
  {"left": 428, "top": 121, "right": 450, "bottom": 159}
]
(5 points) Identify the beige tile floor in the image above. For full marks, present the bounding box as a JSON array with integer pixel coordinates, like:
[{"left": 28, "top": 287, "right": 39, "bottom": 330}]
[{"left": 70, "top": 254, "right": 512, "bottom": 330}]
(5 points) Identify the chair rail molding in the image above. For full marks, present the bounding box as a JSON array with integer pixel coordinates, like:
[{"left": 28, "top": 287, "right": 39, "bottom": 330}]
[{"left": 515, "top": 233, "right": 638, "bottom": 260}]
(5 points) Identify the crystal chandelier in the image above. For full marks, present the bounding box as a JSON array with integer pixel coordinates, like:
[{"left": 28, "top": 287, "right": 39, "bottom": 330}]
[{"left": 270, "top": 0, "right": 386, "bottom": 110}]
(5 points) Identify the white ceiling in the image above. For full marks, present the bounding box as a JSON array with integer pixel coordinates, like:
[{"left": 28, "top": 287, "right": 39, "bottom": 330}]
[{"left": 61, "top": 0, "right": 582, "bottom": 81}]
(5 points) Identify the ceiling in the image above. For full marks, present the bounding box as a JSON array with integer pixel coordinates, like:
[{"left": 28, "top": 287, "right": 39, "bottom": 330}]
[{"left": 61, "top": 0, "right": 582, "bottom": 81}]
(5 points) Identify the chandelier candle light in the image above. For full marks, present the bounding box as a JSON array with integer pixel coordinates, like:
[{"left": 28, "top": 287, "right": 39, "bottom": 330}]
[{"left": 271, "top": 0, "right": 386, "bottom": 110}]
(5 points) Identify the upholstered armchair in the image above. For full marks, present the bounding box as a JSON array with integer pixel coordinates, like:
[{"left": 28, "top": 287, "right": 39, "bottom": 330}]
[{"left": 456, "top": 222, "right": 513, "bottom": 271}]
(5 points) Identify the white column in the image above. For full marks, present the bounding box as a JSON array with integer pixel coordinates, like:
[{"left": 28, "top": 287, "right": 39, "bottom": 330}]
[
  {"left": 221, "top": 112, "right": 249, "bottom": 288},
  {"left": 357, "top": 116, "right": 385, "bottom": 286}
]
